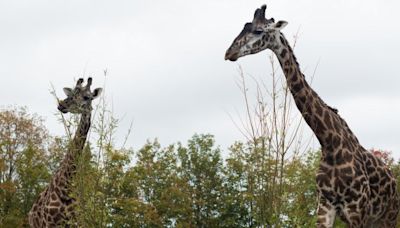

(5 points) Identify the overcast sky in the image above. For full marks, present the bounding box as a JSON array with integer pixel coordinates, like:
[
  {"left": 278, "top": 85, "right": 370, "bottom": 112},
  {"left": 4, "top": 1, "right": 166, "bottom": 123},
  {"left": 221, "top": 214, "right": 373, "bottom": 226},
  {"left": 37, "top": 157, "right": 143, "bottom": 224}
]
[{"left": 1, "top": 0, "right": 399, "bottom": 157}]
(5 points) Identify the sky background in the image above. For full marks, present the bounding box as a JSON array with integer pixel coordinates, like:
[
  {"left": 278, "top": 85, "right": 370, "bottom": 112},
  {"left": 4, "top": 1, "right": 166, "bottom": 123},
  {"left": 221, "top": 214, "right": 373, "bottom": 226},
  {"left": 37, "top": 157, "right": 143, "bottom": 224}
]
[{"left": 1, "top": 0, "right": 399, "bottom": 157}]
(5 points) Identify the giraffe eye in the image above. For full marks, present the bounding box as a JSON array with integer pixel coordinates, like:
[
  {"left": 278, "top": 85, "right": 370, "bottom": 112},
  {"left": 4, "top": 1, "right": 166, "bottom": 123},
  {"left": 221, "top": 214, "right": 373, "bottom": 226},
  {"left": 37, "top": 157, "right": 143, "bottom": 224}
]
[
  {"left": 83, "top": 96, "right": 90, "bottom": 100},
  {"left": 253, "top": 30, "right": 263, "bottom": 35}
]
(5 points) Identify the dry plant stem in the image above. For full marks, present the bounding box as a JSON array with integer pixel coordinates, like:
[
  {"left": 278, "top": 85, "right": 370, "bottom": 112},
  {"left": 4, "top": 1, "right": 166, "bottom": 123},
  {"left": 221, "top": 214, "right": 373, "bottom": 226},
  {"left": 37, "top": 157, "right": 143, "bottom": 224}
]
[
  {"left": 230, "top": 32, "right": 316, "bottom": 226},
  {"left": 238, "top": 65, "right": 257, "bottom": 144},
  {"left": 122, "top": 120, "right": 134, "bottom": 149},
  {"left": 50, "top": 84, "right": 72, "bottom": 140},
  {"left": 91, "top": 73, "right": 109, "bottom": 227}
]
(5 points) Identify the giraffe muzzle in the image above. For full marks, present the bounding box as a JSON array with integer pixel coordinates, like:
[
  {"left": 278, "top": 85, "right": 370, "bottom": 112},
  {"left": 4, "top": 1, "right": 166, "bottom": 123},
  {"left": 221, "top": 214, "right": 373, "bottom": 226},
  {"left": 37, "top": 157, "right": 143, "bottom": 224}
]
[
  {"left": 225, "top": 50, "right": 239, "bottom": 61},
  {"left": 58, "top": 104, "right": 68, "bottom": 113}
]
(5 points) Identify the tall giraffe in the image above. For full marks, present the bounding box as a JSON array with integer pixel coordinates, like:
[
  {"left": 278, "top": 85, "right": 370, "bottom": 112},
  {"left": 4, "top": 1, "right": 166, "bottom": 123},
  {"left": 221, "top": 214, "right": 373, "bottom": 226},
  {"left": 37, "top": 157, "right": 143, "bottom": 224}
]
[
  {"left": 28, "top": 78, "right": 102, "bottom": 227},
  {"left": 225, "top": 5, "right": 399, "bottom": 227}
]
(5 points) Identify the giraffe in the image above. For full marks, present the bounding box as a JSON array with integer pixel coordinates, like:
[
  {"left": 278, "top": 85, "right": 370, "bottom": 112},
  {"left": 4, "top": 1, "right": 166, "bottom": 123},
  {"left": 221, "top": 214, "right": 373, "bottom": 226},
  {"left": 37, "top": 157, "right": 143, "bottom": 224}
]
[
  {"left": 28, "top": 78, "right": 102, "bottom": 227},
  {"left": 225, "top": 5, "right": 399, "bottom": 227}
]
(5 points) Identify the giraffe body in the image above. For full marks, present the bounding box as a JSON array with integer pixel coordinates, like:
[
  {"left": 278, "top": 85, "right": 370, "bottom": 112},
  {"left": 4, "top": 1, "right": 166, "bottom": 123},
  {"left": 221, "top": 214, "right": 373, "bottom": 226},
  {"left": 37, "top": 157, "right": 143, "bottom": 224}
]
[
  {"left": 225, "top": 5, "right": 399, "bottom": 227},
  {"left": 28, "top": 78, "right": 102, "bottom": 227}
]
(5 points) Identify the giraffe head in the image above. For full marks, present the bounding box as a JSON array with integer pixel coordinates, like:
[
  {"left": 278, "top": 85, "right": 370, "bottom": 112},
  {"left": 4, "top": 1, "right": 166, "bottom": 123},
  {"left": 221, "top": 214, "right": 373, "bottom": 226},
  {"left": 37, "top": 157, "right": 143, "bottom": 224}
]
[
  {"left": 225, "top": 4, "right": 288, "bottom": 61},
  {"left": 58, "top": 78, "right": 102, "bottom": 114}
]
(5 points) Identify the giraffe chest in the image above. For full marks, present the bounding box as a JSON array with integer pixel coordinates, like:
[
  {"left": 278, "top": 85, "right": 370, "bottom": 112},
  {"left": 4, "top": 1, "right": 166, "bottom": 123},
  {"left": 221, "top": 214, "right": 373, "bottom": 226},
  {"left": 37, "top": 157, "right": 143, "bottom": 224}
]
[
  {"left": 318, "top": 150, "right": 399, "bottom": 220},
  {"left": 316, "top": 158, "right": 369, "bottom": 203}
]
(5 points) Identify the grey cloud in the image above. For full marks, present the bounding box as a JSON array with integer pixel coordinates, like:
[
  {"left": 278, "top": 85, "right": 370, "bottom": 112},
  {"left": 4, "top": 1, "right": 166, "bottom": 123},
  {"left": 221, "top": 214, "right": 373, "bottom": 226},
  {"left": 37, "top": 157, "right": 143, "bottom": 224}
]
[{"left": 0, "top": 0, "right": 399, "bottom": 157}]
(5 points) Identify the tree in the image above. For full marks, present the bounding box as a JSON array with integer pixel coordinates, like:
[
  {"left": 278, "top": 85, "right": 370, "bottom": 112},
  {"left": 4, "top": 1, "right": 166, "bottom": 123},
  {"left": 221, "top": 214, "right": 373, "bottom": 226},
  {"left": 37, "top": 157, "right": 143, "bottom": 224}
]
[
  {"left": 281, "top": 150, "right": 319, "bottom": 226},
  {"left": 177, "top": 134, "right": 225, "bottom": 227},
  {"left": 0, "top": 106, "right": 50, "bottom": 227},
  {"left": 122, "top": 140, "right": 193, "bottom": 227},
  {"left": 221, "top": 141, "right": 252, "bottom": 227}
]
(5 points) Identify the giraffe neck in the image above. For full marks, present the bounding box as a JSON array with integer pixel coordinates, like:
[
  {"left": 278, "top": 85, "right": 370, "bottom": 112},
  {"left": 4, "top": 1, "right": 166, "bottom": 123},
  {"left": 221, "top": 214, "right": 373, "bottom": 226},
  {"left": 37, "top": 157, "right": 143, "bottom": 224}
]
[
  {"left": 52, "top": 111, "right": 91, "bottom": 191},
  {"left": 270, "top": 33, "right": 346, "bottom": 148},
  {"left": 71, "top": 111, "right": 91, "bottom": 154}
]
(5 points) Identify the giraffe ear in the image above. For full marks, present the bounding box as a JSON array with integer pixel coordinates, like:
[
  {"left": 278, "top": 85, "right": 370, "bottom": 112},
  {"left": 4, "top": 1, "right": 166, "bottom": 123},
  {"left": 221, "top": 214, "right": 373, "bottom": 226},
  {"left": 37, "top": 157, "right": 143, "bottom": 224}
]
[
  {"left": 271, "top": 20, "right": 288, "bottom": 30},
  {"left": 92, "top": 88, "right": 103, "bottom": 99},
  {"left": 63, "top": 88, "right": 73, "bottom": 97}
]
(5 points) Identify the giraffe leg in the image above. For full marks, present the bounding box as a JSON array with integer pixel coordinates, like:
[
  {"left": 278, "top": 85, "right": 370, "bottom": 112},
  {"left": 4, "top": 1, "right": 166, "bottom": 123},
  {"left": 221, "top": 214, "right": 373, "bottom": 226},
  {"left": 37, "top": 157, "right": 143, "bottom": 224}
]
[
  {"left": 317, "top": 196, "right": 336, "bottom": 228},
  {"left": 341, "top": 200, "right": 371, "bottom": 228},
  {"left": 376, "top": 196, "right": 400, "bottom": 228},
  {"left": 346, "top": 214, "right": 367, "bottom": 228},
  {"left": 368, "top": 221, "right": 396, "bottom": 228},
  {"left": 373, "top": 209, "right": 399, "bottom": 228}
]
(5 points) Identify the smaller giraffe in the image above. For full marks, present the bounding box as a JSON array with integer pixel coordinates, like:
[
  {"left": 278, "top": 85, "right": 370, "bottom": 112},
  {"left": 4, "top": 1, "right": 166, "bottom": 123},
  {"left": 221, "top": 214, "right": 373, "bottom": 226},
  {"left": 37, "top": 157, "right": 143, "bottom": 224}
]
[{"left": 28, "top": 78, "right": 102, "bottom": 227}]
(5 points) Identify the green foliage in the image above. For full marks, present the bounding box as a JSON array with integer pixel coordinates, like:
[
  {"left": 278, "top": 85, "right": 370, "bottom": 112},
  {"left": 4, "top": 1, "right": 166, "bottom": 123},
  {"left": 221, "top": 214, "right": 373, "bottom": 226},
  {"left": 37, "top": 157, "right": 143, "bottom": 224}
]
[
  {"left": 177, "top": 134, "right": 225, "bottom": 227},
  {"left": 221, "top": 142, "right": 251, "bottom": 227},
  {"left": 0, "top": 107, "right": 51, "bottom": 227},
  {"left": 281, "top": 151, "right": 319, "bottom": 226},
  {"left": 2, "top": 106, "right": 400, "bottom": 227}
]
